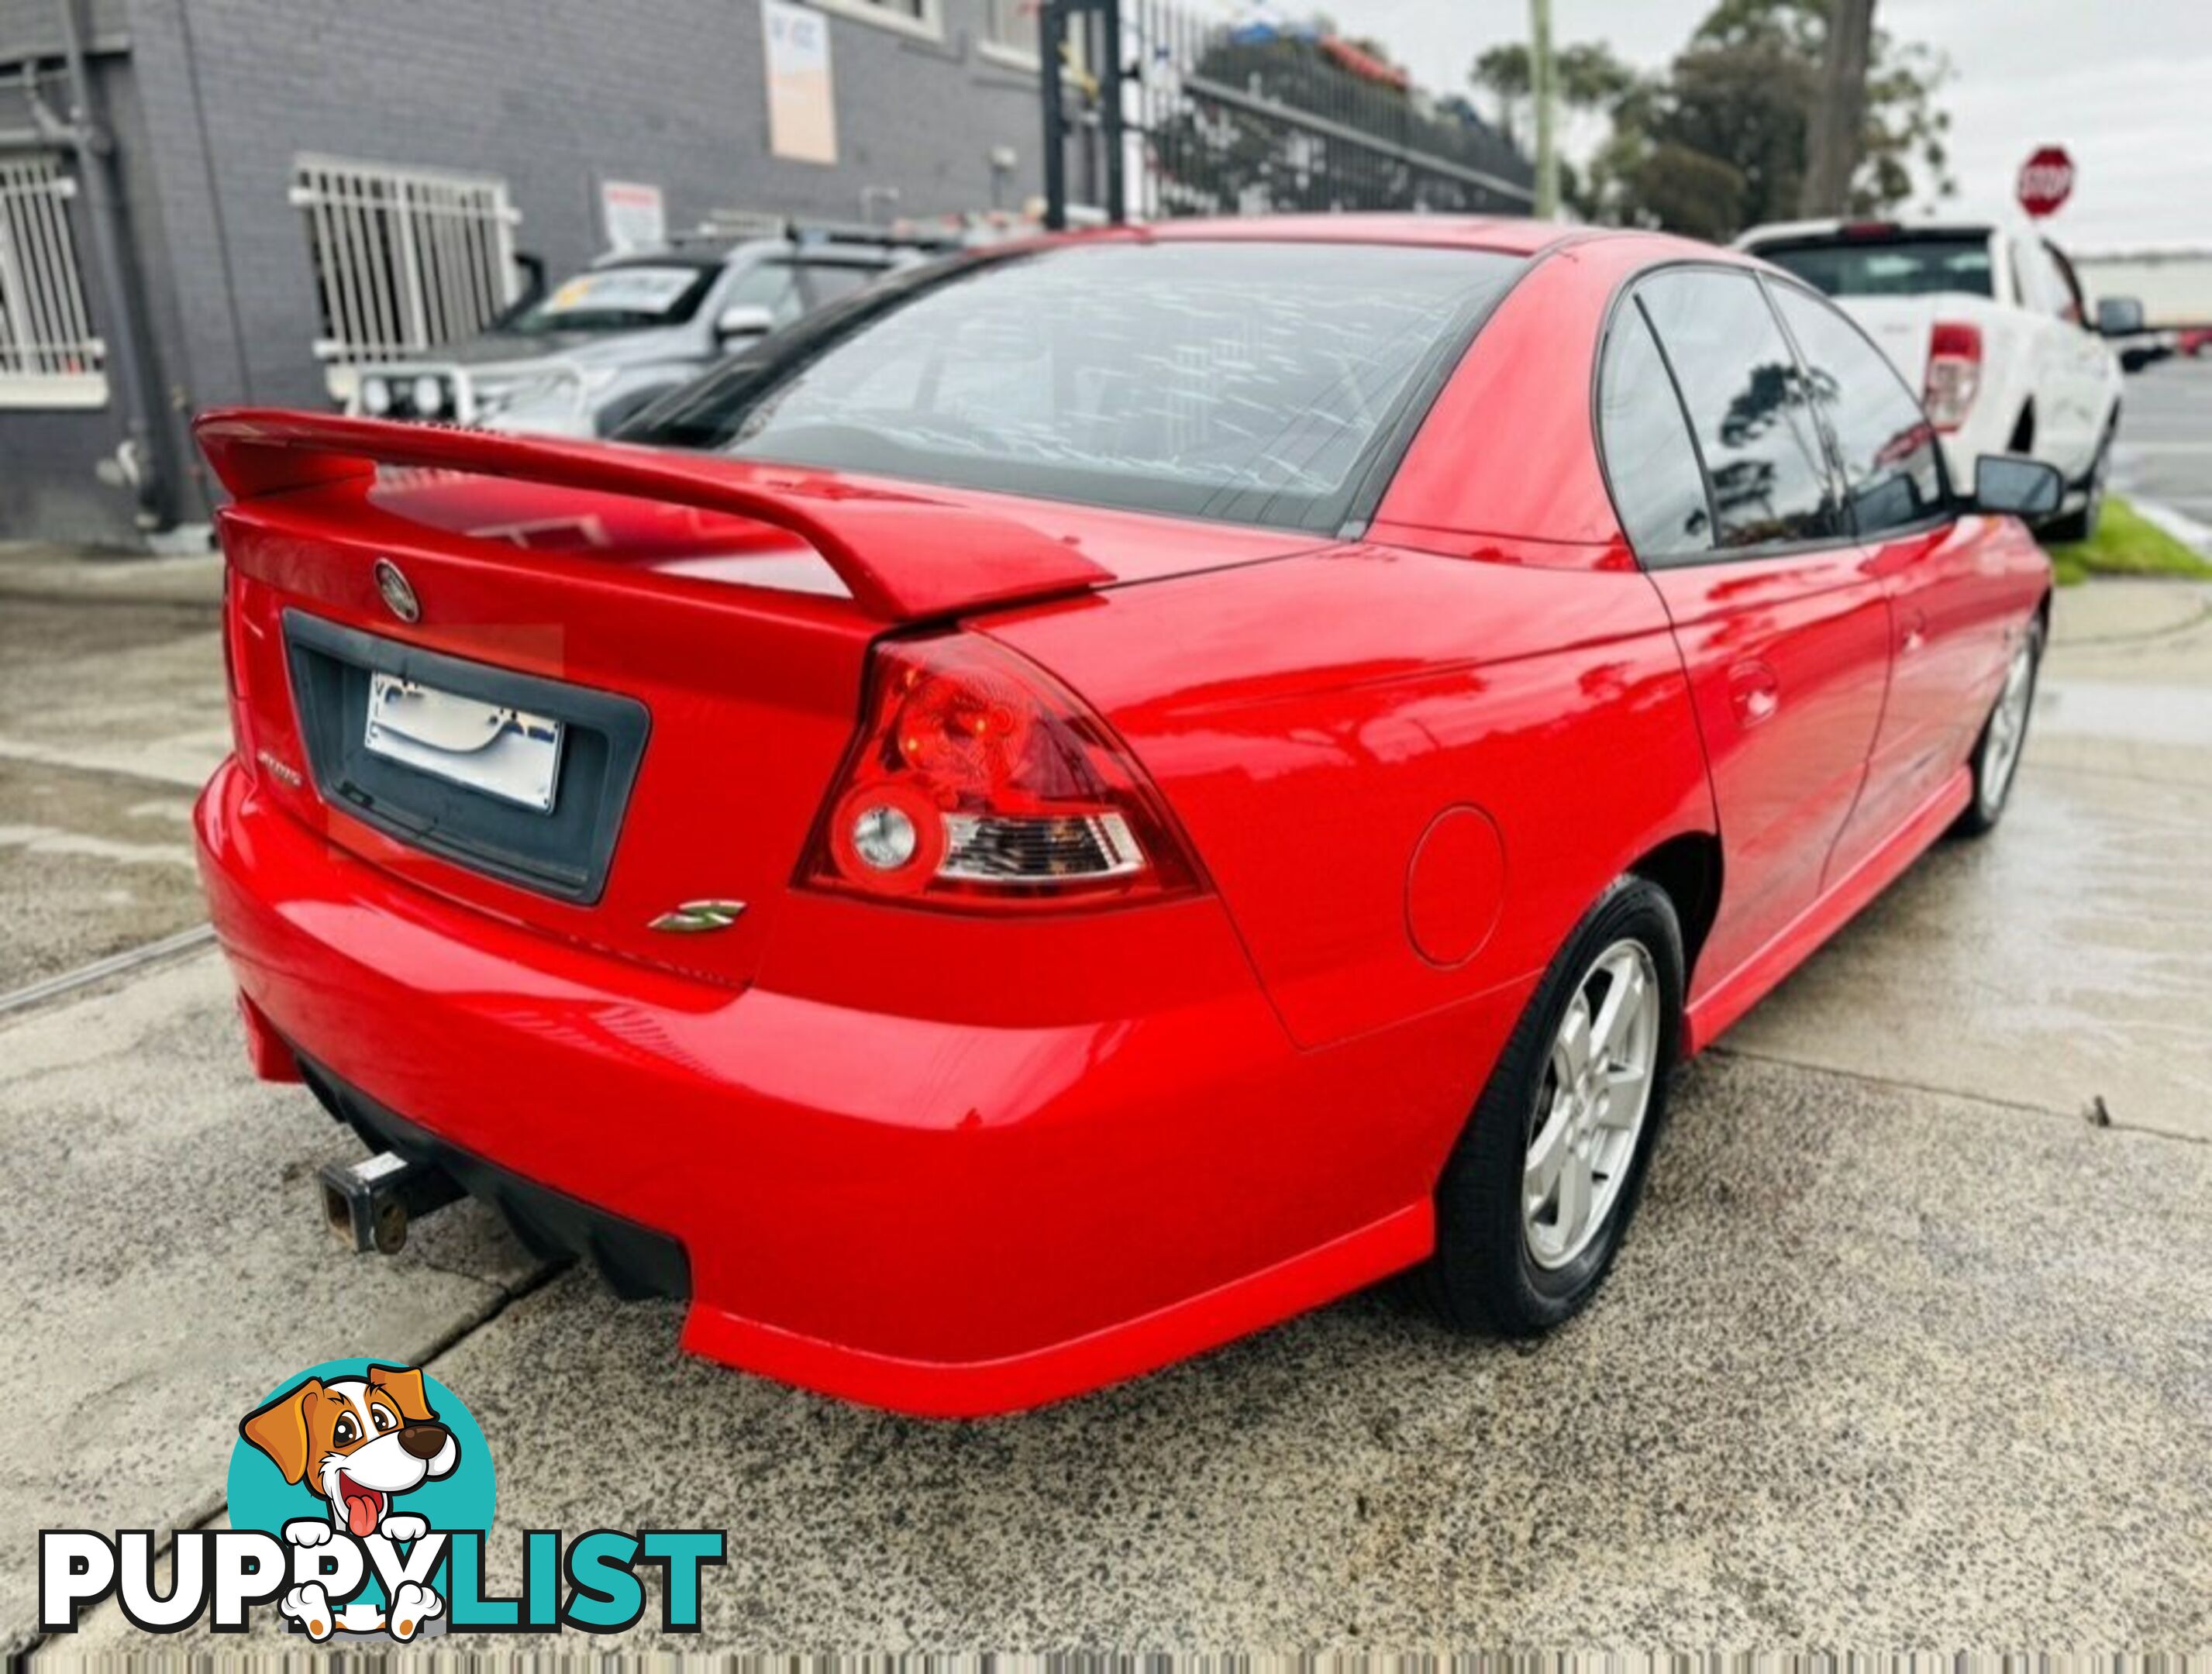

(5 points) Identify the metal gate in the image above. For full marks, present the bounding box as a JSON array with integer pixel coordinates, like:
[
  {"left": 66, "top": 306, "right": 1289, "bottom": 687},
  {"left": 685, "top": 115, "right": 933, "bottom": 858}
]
[
  {"left": 290, "top": 156, "right": 521, "bottom": 370},
  {"left": 1043, "top": 1, "right": 1535, "bottom": 226},
  {"left": 0, "top": 152, "right": 108, "bottom": 408}
]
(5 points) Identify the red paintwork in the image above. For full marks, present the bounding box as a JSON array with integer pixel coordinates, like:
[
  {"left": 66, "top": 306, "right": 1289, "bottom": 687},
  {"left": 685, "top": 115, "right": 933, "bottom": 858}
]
[
  {"left": 1141, "top": 214, "right": 1576, "bottom": 256},
  {"left": 197, "top": 409, "right": 1119, "bottom": 620},
  {"left": 191, "top": 219, "right": 2050, "bottom": 1416}
]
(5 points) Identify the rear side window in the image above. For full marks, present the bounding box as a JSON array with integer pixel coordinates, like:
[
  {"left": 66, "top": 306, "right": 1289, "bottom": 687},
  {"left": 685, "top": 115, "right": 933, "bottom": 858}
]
[
  {"left": 1636, "top": 270, "right": 1843, "bottom": 550},
  {"left": 1751, "top": 236, "right": 1995, "bottom": 301},
  {"left": 800, "top": 261, "right": 884, "bottom": 308},
  {"left": 1768, "top": 281, "right": 1948, "bottom": 536},
  {"left": 2035, "top": 239, "right": 2087, "bottom": 323},
  {"left": 724, "top": 259, "right": 808, "bottom": 329},
  {"left": 1597, "top": 303, "right": 1711, "bottom": 560}
]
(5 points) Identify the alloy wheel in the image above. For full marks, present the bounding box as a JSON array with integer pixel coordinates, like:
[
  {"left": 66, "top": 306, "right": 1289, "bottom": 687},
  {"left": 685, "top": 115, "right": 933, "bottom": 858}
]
[
  {"left": 1979, "top": 633, "right": 2038, "bottom": 818},
  {"left": 1522, "top": 939, "right": 1662, "bottom": 1270}
]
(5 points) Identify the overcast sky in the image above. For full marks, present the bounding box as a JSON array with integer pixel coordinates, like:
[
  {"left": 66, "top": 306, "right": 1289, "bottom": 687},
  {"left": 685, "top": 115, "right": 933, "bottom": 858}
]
[{"left": 1321, "top": 0, "right": 2212, "bottom": 250}]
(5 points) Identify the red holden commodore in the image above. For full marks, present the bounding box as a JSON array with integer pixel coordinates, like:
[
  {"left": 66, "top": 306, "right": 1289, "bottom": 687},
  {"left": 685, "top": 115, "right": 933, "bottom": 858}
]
[{"left": 195, "top": 216, "right": 2057, "bottom": 1415}]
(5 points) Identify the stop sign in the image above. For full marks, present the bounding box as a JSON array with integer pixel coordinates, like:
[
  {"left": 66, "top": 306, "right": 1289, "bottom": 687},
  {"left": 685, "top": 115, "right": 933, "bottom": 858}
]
[{"left": 2017, "top": 146, "right": 2075, "bottom": 219}]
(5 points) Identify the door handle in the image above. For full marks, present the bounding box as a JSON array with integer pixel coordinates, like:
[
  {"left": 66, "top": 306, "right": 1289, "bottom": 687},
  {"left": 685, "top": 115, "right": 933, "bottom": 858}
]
[
  {"left": 1900, "top": 607, "right": 1929, "bottom": 655},
  {"left": 1728, "top": 660, "right": 1780, "bottom": 727}
]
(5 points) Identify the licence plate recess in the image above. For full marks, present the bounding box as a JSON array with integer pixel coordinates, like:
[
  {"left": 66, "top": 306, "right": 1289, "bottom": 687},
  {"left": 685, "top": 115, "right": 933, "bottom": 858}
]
[{"left": 364, "top": 672, "right": 565, "bottom": 813}]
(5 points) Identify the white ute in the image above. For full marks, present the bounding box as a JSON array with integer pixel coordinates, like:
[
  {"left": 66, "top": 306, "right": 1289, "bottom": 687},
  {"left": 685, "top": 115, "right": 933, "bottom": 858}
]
[{"left": 1737, "top": 218, "right": 2126, "bottom": 539}]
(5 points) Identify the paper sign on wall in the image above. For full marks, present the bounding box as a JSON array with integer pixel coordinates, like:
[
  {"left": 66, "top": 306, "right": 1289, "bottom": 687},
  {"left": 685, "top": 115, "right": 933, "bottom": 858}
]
[
  {"left": 763, "top": 1, "right": 837, "bottom": 165},
  {"left": 600, "top": 181, "right": 667, "bottom": 255}
]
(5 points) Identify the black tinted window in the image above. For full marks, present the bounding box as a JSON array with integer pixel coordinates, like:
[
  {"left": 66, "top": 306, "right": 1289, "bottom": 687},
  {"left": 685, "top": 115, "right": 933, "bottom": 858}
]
[
  {"left": 1637, "top": 270, "right": 1842, "bottom": 549},
  {"left": 1597, "top": 303, "right": 1711, "bottom": 560},
  {"left": 1750, "top": 236, "right": 1994, "bottom": 300},
  {"left": 1768, "top": 281, "right": 1947, "bottom": 535},
  {"left": 629, "top": 242, "right": 1523, "bottom": 532}
]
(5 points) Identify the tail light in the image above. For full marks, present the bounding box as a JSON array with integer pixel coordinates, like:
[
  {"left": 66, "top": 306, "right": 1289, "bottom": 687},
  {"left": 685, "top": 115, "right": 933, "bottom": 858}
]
[
  {"left": 803, "top": 632, "right": 1199, "bottom": 909},
  {"left": 220, "top": 559, "right": 257, "bottom": 770},
  {"left": 1923, "top": 321, "right": 1983, "bottom": 432}
]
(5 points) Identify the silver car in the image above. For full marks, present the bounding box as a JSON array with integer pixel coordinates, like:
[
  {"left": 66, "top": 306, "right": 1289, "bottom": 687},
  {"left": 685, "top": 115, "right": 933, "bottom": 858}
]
[{"left": 348, "top": 222, "right": 949, "bottom": 439}]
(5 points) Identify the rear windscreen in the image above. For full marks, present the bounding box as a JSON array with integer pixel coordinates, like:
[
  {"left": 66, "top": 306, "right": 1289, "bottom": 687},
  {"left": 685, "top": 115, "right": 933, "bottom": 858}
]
[
  {"left": 625, "top": 241, "right": 1525, "bottom": 532},
  {"left": 1752, "top": 236, "right": 1994, "bottom": 300}
]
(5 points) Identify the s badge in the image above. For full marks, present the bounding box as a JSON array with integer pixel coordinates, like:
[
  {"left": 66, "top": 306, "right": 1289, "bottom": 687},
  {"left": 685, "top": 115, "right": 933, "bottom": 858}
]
[{"left": 648, "top": 900, "right": 748, "bottom": 934}]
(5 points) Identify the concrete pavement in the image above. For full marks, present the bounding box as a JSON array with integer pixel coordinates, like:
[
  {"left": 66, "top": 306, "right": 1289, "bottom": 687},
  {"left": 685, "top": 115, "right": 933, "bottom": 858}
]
[
  {"left": 0, "top": 547, "right": 222, "bottom": 987},
  {"left": 3, "top": 549, "right": 2209, "bottom": 1653},
  {"left": 1726, "top": 580, "right": 2212, "bottom": 1140},
  {"left": 0, "top": 957, "right": 546, "bottom": 1647}
]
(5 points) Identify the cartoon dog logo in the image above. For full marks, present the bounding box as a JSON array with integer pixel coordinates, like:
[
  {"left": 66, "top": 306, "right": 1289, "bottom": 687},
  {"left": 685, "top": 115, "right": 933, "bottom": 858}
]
[{"left": 238, "top": 1363, "right": 457, "bottom": 1641}]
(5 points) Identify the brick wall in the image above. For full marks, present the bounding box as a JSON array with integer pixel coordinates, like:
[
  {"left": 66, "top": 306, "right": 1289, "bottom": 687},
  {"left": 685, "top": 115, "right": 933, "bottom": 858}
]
[{"left": 0, "top": 0, "right": 1047, "bottom": 541}]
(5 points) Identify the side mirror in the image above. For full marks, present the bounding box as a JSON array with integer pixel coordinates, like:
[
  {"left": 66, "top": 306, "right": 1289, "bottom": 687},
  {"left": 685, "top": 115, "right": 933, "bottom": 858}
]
[
  {"left": 2096, "top": 296, "right": 2145, "bottom": 337},
  {"left": 1973, "top": 455, "right": 2065, "bottom": 520},
  {"left": 714, "top": 304, "right": 777, "bottom": 346}
]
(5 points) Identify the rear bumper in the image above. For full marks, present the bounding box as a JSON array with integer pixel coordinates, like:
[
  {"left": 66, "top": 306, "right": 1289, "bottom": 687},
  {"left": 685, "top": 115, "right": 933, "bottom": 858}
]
[
  {"left": 298, "top": 1052, "right": 692, "bottom": 1301},
  {"left": 195, "top": 758, "right": 1452, "bottom": 1415}
]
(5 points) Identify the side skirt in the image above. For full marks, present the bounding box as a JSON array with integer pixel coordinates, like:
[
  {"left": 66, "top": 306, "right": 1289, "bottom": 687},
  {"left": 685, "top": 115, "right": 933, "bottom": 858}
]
[{"left": 1683, "top": 765, "right": 1973, "bottom": 1055}]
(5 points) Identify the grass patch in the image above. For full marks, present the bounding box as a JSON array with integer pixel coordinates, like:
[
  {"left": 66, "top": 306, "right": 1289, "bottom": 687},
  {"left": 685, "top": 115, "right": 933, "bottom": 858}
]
[{"left": 2044, "top": 495, "right": 2212, "bottom": 587}]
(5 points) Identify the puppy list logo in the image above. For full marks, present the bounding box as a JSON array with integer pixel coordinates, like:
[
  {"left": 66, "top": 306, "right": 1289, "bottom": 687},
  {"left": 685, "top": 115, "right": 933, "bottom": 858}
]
[
  {"left": 231, "top": 1359, "right": 482, "bottom": 1640},
  {"left": 40, "top": 1357, "right": 724, "bottom": 1640}
]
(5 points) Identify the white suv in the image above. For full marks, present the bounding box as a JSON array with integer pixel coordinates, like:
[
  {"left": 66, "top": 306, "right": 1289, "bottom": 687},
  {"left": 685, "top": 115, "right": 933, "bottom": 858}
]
[
  {"left": 346, "top": 221, "right": 950, "bottom": 441},
  {"left": 1736, "top": 219, "right": 2125, "bottom": 539}
]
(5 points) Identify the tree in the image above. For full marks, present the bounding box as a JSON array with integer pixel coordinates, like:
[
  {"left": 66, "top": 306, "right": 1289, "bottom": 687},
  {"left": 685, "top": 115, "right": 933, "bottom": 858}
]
[
  {"left": 1470, "top": 39, "right": 1637, "bottom": 150},
  {"left": 1574, "top": 0, "right": 1952, "bottom": 238},
  {"left": 1801, "top": 0, "right": 1876, "bottom": 215},
  {"left": 1471, "top": 42, "right": 1532, "bottom": 146}
]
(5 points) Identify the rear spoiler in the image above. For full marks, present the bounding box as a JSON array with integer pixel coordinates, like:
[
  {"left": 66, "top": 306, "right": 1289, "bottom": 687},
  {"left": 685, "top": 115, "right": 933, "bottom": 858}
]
[{"left": 194, "top": 409, "right": 1111, "bottom": 622}]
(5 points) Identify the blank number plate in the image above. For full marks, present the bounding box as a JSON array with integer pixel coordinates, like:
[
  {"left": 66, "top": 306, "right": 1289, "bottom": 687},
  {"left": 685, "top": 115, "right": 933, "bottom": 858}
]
[{"left": 364, "top": 672, "right": 564, "bottom": 813}]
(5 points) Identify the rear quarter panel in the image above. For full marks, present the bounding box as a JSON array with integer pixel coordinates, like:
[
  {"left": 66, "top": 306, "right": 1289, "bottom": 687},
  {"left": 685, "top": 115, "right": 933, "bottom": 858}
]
[{"left": 984, "top": 539, "right": 1715, "bottom": 1055}]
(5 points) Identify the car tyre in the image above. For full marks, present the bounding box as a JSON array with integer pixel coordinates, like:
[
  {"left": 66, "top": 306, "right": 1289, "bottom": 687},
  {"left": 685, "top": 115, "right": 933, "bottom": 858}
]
[
  {"left": 2043, "top": 422, "right": 2114, "bottom": 543},
  {"left": 1952, "top": 615, "right": 2044, "bottom": 837},
  {"left": 1423, "top": 875, "right": 1684, "bottom": 1337}
]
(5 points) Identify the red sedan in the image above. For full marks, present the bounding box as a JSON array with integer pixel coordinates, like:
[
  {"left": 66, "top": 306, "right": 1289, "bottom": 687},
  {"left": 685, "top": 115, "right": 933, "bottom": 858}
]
[{"left": 195, "top": 217, "right": 2057, "bottom": 1416}]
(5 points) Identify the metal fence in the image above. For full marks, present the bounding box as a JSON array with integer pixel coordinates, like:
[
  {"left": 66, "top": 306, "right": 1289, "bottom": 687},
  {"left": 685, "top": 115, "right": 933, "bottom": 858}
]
[
  {"left": 1046, "top": 2, "right": 1535, "bottom": 226},
  {"left": 289, "top": 156, "right": 521, "bottom": 370},
  {"left": 0, "top": 151, "right": 108, "bottom": 408}
]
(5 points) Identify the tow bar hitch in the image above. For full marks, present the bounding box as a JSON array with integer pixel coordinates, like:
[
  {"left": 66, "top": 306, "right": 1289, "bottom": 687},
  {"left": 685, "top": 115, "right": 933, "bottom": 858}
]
[{"left": 319, "top": 1150, "right": 463, "bottom": 1255}]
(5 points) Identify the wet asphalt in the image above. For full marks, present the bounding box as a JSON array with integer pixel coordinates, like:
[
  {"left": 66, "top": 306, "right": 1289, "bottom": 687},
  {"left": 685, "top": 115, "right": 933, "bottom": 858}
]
[
  {"left": 2, "top": 517, "right": 2207, "bottom": 1649},
  {"left": 2114, "top": 354, "right": 2212, "bottom": 534}
]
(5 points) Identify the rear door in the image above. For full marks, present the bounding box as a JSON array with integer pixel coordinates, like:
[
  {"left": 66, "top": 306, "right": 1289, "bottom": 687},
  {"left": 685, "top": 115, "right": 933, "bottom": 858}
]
[
  {"left": 1766, "top": 277, "right": 2007, "bottom": 874},
  {"left": 2038, "top": 236, "right": 2120, "bottom": 471},
  {"left": 1603, "top": 267, "right": 1891, "bottom": 994}
]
